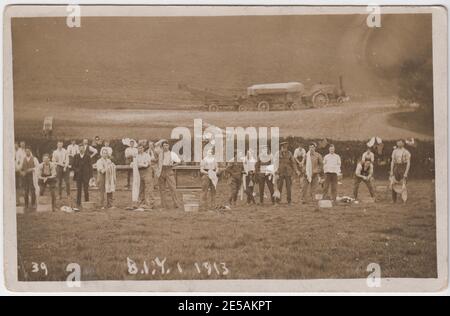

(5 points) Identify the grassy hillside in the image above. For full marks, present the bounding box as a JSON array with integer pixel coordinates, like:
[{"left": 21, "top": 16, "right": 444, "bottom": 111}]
[{"left": 12, "top": 14, "right": 432, "bottom": 108}]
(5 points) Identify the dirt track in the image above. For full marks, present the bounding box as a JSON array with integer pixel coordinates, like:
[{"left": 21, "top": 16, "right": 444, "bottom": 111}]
[{"left": 14, "top": 100, "right": 433, "bottom": 141}]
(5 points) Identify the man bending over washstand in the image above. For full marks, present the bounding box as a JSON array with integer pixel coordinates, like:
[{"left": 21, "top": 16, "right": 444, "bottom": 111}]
[
  {"left": 353, "top": 157, "right": 375, "bottom": 201},
  {"left": 302, "top": 143, "right": 323, "bottom": 204},
  {"left": 390, "top": 140, "right": 411, "bottom": 203},
  {"left": 37, "top": 153, "right": 57, "bottom": 212}
]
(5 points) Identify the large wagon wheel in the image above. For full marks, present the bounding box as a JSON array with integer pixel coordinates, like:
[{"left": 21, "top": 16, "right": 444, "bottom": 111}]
[
  {"left": 257, "top": 101, "right": 270, "bottom": 112},
  {"left": 337, "top": 96, "right": 346, "bottom": 104},
  {"left": 312, "top": 92, "right": 329, "bottom": 108},
  {"left": 238, "top": 104, "right": 248, "bottom": 112},
  {"left": 208, "top": 104, "right": 219, "bottom": 112}
]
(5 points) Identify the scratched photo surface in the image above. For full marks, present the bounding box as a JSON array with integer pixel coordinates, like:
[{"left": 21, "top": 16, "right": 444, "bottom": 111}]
[{"left": 10, "top": 11, "right": 438, "bottom": 282}]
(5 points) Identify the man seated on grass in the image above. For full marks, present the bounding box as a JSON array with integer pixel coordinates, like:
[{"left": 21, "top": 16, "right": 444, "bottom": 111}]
[
  {"left": 37, "top": 153, "right": 57, "bottom": 212},
  {"left": 353, "top": 157, "right": 375, "bottom": 201}
]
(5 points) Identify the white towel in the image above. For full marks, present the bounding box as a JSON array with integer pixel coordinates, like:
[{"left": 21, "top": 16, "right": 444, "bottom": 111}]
[
  {"left": 305, "top": 151, "right": 313, "bottom": 183},
  {"left": 105, "top": 162, "right": 116, "bottom": 194},
  {"left": 32, "top": 157, "right": 40, "bottom": 205},
  {"left": 367, "top": 137, "right": 376, "bottom": 148},
  {"left": 131, "top": 158, "right": 140, "bottom": 203},
  {"left": 208, "top": 169, "right": 218, "bottom": 189}
]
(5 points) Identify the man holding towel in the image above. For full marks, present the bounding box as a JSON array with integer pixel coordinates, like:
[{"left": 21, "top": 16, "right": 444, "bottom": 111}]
[
  {"left": 302, "top": 143, "right": 323, "bottom": 204},
  {"left": 200, "top": 149, "right": 219, "bottom": 211},
  {"left": 155, "top": 140, "right": 182, "bottom": 209},
  {"left": 256, "top": 145, "right": 275, "bottom": 205},
  {"left": 97, "top": 148, "right": 116, "bottom": 209}
]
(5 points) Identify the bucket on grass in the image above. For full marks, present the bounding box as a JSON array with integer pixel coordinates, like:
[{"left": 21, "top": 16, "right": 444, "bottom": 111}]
[
  {"left": 318, "top": 200, "right": 333, "bottom": 208},
  {"left": 184, "top": 203, "right": 199, "bottom": 212},
  {"left": 36, "top": 195, "right": 52, "bottom": 213}
]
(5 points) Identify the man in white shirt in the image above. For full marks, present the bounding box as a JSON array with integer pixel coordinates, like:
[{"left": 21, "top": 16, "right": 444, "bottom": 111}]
[
  {"left": 97, "top": 148, "right": 116, "bottom": 209},
  {"left": 66, "top": 140, "right": 80, "bottom": 169},
  {"left": 16, "top": 141, "right": 26, "bottom": 171},
  {"left": 294, "top": 145, "right": 306, "bottom": 173},
  {"left": 81, "top": 139, "right": 98, "bottom": 159},
  {"left": 133, "top": 145, "right": 155, "bottom": 208},
  {"left": 125, "top": 139, "right": 138, "bottom": 189},
  {"left": 52, "top": 141, "right": 70, "bottom": 199},
  {"left": 101, "top": 140, "right": 113, "bottom": 160},
  {"left": 156, "top": 140, "right": 181, "bottom": 209},
  {"left": 294, "top": 144, "right": 306, "bottom": 191},
  {"left": 322, "top": 144, "right": 341, "bottom": 201}
]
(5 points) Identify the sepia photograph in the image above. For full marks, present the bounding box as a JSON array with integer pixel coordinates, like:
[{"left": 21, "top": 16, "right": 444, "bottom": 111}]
[{"left": 2, "top": 5, "right": 448, "bottom": 293}]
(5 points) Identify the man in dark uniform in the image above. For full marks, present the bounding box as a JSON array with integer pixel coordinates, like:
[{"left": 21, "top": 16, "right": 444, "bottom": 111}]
[
  {"left": 274, "top": 142, "right": 299, "bottom": 205},
  {"left": 73, "top": 145, "right": 93, "bottom": 207},
  {"left": 224, "top": 159, "right": 244, "bottom": 207}
]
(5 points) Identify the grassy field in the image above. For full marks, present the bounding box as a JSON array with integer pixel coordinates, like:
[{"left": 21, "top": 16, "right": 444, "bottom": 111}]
[
  {"left": 17, "top": 178, "right": 437, "bottom": 281},
  {"left": 14, "top": 100, "right": 434, "bottom": 141}
]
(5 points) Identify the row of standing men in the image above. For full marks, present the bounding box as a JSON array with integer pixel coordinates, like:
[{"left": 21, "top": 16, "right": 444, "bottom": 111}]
[
  {"left": 15, "top": 138, "right": 411, "bottom": 212},
  {"left": 15, "top": 138, "right": 182, "bottom": 211},
  {"left": 200, "top": 140, "right": 411, "bottom": 210}
]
